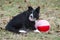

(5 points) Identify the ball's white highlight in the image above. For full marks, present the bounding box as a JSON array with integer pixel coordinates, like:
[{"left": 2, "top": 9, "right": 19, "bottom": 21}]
[{"left": 35, "top": 20, "right": 50, "bottom": 28}]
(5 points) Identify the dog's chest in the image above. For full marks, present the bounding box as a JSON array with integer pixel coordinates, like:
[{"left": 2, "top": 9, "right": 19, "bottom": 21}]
[{"left": 25, "top": 20, "right": 35, "bottom": 27}]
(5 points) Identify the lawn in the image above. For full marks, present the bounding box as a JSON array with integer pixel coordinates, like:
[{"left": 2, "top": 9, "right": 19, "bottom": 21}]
[{"left": 0, "top": 0, "right": 60, "bottom": 40}]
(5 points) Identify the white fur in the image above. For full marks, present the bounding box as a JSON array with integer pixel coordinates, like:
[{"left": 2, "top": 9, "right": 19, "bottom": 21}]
[
  {"left": 29, "top": 13, "right": 36, "bottom": 21},
  {"left": 34, "top": 29, "right": 40, "bottom": 33},
  {"left": 19, "top": 30, "right": 27, "bottom": 33}
]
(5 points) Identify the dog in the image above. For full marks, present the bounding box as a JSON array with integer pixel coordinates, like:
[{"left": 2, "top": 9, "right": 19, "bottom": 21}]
[{"left": 5, "top": 6, "right": 40, "bottom": 33}]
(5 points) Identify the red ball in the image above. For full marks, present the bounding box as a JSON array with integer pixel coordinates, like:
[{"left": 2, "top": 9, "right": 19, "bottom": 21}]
[
  {"left": 35, "top": 20, "right": 50, "bottom": 32},
  {"left": 37, "top": 26, "right": 50, "bottom": 32}
]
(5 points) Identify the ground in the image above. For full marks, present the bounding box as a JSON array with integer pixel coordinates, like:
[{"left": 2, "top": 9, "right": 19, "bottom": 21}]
[{"left": 0, "top": 0, "right": 60, "bottom": 40}]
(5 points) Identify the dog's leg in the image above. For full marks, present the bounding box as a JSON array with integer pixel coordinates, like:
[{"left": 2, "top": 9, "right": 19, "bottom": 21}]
[
  {"left": 19, "top": 24, "right": 27, "bottom": 33},
  {"left": 31, "top": 26, "right": 40, "bottom": 33},
  {"left": 19, "top": 30, "right": 27, "bottom": 33},
  {"left": 33, "top": 29, "right": 40, "bottom": 33}
]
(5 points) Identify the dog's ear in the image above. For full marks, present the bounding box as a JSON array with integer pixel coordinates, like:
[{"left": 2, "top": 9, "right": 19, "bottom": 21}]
[
  {"left": 28, "top": 6, "right": 33, "bottom": 11},
  {"left": 35, "top": 6, "right": 40, "bottom": 13}
]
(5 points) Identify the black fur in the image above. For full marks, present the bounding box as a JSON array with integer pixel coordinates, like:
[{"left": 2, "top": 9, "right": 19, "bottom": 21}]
[{"left": 5, "top": 6, "right": 40, "bottom": 33}]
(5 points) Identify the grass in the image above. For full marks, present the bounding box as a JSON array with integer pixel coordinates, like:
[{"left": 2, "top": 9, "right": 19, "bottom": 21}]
[{"left": 0, "top": 0, "right": 60, "bottom": 40}]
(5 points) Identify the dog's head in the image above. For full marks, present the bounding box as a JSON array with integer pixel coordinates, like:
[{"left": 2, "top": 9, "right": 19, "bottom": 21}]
[{"left": 28, "top": 6, "right": 40, "bottom": 21}]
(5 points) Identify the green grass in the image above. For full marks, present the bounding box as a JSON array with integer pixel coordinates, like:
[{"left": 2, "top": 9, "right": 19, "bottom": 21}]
[{"left": 0, "top": 0, "right": 60, "bottom": 40}]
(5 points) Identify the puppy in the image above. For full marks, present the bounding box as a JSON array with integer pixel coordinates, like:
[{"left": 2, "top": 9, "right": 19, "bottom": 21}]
[{"left": 5, "top": 6, "right": 40, "bottom": 33}]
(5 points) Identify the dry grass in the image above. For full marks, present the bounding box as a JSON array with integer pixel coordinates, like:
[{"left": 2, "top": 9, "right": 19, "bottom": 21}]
[{"left": 0, "top": 0, "right": 60, "bottom": 40}]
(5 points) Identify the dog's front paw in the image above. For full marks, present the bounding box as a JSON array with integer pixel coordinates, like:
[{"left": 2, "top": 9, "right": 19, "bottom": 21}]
[
  {"left": 19, "top": 30, "right": 27, "bottom": 33},
  {"left": 33, "top": 29, "right": 40, "bottom": 33}
]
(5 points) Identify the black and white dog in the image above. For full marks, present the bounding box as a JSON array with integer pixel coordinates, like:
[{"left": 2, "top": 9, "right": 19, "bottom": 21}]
[{"left": 5, "top": 6, "right": 40, "bottom": 33}]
